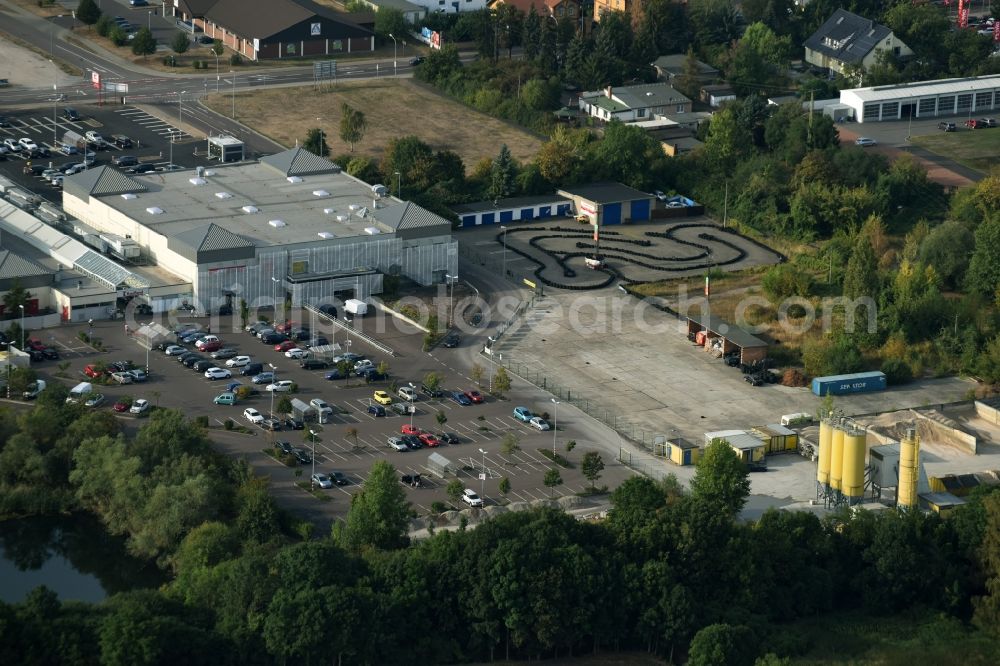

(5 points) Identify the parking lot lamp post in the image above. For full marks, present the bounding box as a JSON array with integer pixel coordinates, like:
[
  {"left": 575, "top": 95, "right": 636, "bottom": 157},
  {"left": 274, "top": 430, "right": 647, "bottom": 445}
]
[
  {"left": 309, "top": 430, "right": 317, "bottom": 489},
  {"left": 551, "top": 398, "right": 559, "bottom": 455},
  {"left": 393, "top": 170, "right": 401, "bottom": 198},
  {"left": 500, "top": 225, "right": 508, "bottom": 278},
  {"left": 214, "top": 53, "right": 220, "bottom": 90},
  {"left": 168, "top": 130, "right": 175, "bottom": 168},
  {"left": 52, "top": 84, "right": 58, "bottom": 146},
  {"left": 18, "top": 305, "right": 24, "bottom": 350},
  {"left": 178, "top": 90, "right": 186, "bottom": 122},
  {"left": 388, "top": 33, "right": 397, "bottom": 76},
  {"left": 231, "top": 71, "right": 236, "bottom": 119},
  {"left": 479, "top": 448, "right": 487, "bottom": 501},
  {"left": 148, "top": 11, "right": 152, "bottom": 30},
  {"left": 445, "top": 274, "right": 458, "bottom": 328},
  {"left": 270, "top": 276, "right": 280, "bottom": 318}
]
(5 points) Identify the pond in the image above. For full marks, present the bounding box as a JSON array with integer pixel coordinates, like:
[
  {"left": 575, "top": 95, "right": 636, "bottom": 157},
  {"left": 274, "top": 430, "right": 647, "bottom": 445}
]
[{"left": 0, "top": 513, "right": 165, "bottom": 604}]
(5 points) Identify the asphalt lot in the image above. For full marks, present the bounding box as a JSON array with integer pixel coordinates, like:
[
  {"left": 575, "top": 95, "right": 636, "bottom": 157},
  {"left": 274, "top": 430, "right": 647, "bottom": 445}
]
[
  {"left": 23, "top": 313, "right": 632, "bottom": 518},
  {"left": 0, "top": 103, "right": 209, "bottom": 201}
]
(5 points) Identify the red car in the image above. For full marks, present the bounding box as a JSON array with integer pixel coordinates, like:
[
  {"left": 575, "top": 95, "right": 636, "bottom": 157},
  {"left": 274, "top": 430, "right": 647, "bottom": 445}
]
[
  {"left": 275, "top": 321, "right": 298, "bottom": 334},
  {"left": 274, "top": 340, "right": 297, "bottom": 352},
  {"left": 84, "top": 364, "right": 104, "bottom": 378},
  {"left": 26, "top": 338, "right": 46, "bottom": 352},
  {"left": 401, "top": 424, "right": 422, "bottom": 436},
  {"left": 464, "top": 390, "right": 484, "bottom": 404},
  {"left": 112, "top": 400, "right": 129, "bottom": 412},
  {"left": 419, "top": 433, "right": 441, "bottom": 447},
  {"left": 965, "top": 119, "right": 980, "bottom": 129},
  {"left": 198, "top": 340, "right": 222, "bottom": 352}
]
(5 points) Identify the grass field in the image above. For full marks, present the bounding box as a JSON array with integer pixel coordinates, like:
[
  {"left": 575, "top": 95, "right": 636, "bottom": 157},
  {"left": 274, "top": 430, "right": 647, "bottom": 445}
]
[
  {"left": 201, "top": 80, "right": 545, "bottom": 171},
  {"left": 911, "top": 128, "right": 1000, "bottom": 173}
]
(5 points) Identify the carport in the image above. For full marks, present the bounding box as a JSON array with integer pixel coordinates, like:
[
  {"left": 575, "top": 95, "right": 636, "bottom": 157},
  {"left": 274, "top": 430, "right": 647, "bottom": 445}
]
[
  {"left": 288, "top": 398, "right": 316, "bottom": 422},
  {"left": 426, "top": 452, "right": 456, "bottom": 479},
  {"left": 686, "top": 313, "right": 767, "bottom": 364}
]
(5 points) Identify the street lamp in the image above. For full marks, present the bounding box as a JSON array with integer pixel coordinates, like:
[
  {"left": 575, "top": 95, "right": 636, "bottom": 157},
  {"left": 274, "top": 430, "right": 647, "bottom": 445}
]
[
  {"left": 270, "top": 276, "right": 280, "bottom": 319},
  {"left": 268, "top": 363, "right": 278, "bottom": 419},
  {"left": 231, "top": 71, "right": 236, "bottom": 119},
  {"left": 309, "top": 430, "right": 318, "bottom": 489},
  {"left": 479, "top": 448, "right": 487, "bottom": 500},
  {"left": 168, "top": 129, "right": 176, "bottom": 168},
  {"left": 178, "top": 90, "right": 187, "bottom": 122},
  {"left": 551, "top": 398, "right": 559, "bottom": 455},
  {"left": 147, "top": 10, "right": 152, "bottom": 30},
  {"left": 388, "top": 33, "right": 398, "bottom": 77},
  {"left": 500, "top": 225, "right": 508, "bottom": 278},
  {"left": 52, "top": 84, "right": 58, "bottom": 146},
  {"left": 18, "top": 305, "right": 24, "bottom": 350},
  {"left": 445, "top": 274, "right": 458, "bottom": 328},
  {"left": 316, "top": 118, "right": 325, "bottom": 156},
  {"left": 393, "top": 170, "right": 401, "bottom": 198}
]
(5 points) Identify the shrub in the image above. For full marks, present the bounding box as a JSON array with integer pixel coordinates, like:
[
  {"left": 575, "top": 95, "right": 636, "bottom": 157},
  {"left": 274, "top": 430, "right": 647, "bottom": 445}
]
[
  {"left": 229, "top": 54, "right": 242, "bottom": 65},
  {"left": 194, "top": 415, "right": 209, "bottom": 428},
  {"left": 782, "top": 368, "right": 808, "bottom": 387},
  {"left": 163, "top": 55, "right": 177, "bottom": 67},
  {"left": 224, "top": 418, "right": 234, "bottom": 430},
  {"left": 881, "top": 358, "right": 913, "bottom": 385},
  {"left": 762, "top": 264, "right": 813, "bottom": 303},
  {"left": 430, "top": 501, "right": 448, "bottom": 514}
]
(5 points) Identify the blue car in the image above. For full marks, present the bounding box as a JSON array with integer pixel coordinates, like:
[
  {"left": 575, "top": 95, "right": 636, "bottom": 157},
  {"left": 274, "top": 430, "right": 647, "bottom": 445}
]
[
  {"left": 513, "top": 406, "right": 533, "bottom": 422},
  {"left": 325, "top": 369, "right": 345, "bottom": 380},
  {"left": 451, "top": 391, "right": 472, "bottom": 406},
  {"left": 226, "top": 381, "right": 243, "bottom": 393},
  {"left": 367, "top": 404, "right": 386, "bottom": 417}
]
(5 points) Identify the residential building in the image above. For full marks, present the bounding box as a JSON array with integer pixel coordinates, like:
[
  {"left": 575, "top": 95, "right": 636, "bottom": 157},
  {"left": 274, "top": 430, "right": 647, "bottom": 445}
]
[
  {"left": 353, "top": 0, "right": 425, "bottom": 23},
  {"left": 700, "top": 84, "right": 737, "bottom": 108},
  {"left": 804, "top": 8, "right": 912, "bottom": 75},
  {"left": 578, "top": 83, "right": 692, "bottom": 123},
  {"left": 487, "top": 0, "right": 584, "bottom": 27},
  {"left": 593, "top": 0, "right": 625, "bottom": 23},
  {"left": 652, "top": 54, "right": 719, "bottom": 85}
]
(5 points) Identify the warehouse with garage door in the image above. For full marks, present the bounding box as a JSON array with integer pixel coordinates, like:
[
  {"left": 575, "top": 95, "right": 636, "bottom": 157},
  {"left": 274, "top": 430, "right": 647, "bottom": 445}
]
[
  {"left": 556, "top": 182, "right": 654, "bottom": 226},
  {"left": 839, "top": 74, "right": 1000, "bottom": 123}
]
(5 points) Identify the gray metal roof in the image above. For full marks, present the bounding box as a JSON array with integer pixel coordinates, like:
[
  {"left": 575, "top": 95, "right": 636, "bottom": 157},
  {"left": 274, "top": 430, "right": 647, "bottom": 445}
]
[
  {"left": 377, "top": 201, "right": 451, "bottom": 232},
  {"left": 652, "top": 54, "right": 718, "bottom": 77},
  {"left": 260, "top": 147, "right": 340, "bottom": 177},
  {"left": 609, "top": 83, "right": 691, "bottom": 110},
  {"left": 75, "top": 250, "right": 149, "bottom": 290},
  {"left": 804, "top": 9, "right": 894, "bottom": 66},
  {"left": 687, "top": 312, "right": 767, "bottom": 349},
  {"left": 557, "top": 182, "right": 653, "bottom": 205},
  {"left": 0, "top": 249, "right": 50, "bottom": 279},
  {"left": 64, "top": 166, "right": 147, "bottom": 199},
  {"left": 173, "top": 223, "right": 255, "bottom": 253}
]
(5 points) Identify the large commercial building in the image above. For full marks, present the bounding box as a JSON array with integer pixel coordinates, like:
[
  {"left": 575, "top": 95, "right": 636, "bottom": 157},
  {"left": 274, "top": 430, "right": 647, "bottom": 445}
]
[
  {"left": 839, "top": 74, "right": 1000, "bottom": 123},
  {"left": 60, "top": 148, "right": 457, "bottom": 314}
]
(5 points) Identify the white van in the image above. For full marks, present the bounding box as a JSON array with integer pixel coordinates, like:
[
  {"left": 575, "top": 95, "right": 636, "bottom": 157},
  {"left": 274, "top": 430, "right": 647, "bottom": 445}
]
[
  {"left": 66, "top": 381, "right": 93, "bottom": 404},
  {"left": 780, "top": 412, "right": 812, "bottom": 427}
]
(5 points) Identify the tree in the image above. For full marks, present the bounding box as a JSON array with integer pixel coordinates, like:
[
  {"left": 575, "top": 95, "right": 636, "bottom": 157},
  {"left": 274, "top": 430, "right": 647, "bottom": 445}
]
[
  {"left": 446, "top": 479, "right": 464, "bottom": 505},
  {"left": 500, "top": 431, "right": 520, "bottom": 457},
  {"left": 302, "top": 128, "right": 328, "bottom": 157},
  {"left": 687, "top": 623, "right": 757, "bottom": 666},
  {"left": 498, "top": 476, "right": 511, "bottom": 495},
  {"left": 339, "top": 103, "right": 367, "bottom": 152},
  {"left": 486, "top": 144, "right": 517, "bottom": 201},
  {"left": 373, "top": 7, "right": 408, "bottom": 40},
  {"left": 470, "top": 363, "right": 484, "bottom": 387},
  {"left": 6, "top": 367, "right": 37, "bottom": 397},
  {"left": 95, "top": 14, "right": 113, "bottom": 37},
  {"left": 238, "top": 298, "right": 248, "bottom": 329},
  {"left": 543, "top": 467, "right": 563, "bottom": 497},
  {"left": 581, "top": 452, "right": 604, "bottom": 490},
  {"left": 919, "top": 220, "right": 975, "bottom": 290},
  {"left": 131, "top": 27, "right": 156, "bottom": 57},
  {"left": 376, "top": 360, "right": 390, "bottom": 379},
  {"left": 171, "top": 31, "right": 190, "bottom": 54},
  {"left": 2, "top": 280, "right": 32, "bottom": 313},
  {"left": 108, "top": 25, "right": 127, "bottom": 47},
  {"left": 346, "top": 426, "right": 359, "bottom": 451},
  {"left": 675, "top": 46, "right": 703, "bottom": 99},
  {"left": 336, "top": 460, "right": 410, "bottom": 551},
  {"left": 423, "top": 372, "right": 442, "bottom": 393},
  {"left": 77, "top": 0, "right": 101, "bottom": 25},
  {"left": 276, "top": 396, "right": 292, "bottom": 414},
  {"left": 966, "top": 216, "right": 1000, "bottom": 296},
  {"left": 842, "top": 232, "right": 879, "bottom": 300},
  {"left": 435, "top": 409, "right": 447, "bottom": 427},
  {"left": 522, "top": 5, "right": 542, "bottom": 60},
  {"left": 690, "top": 438, "right": 751, "bottom": 515},
  {"left": 236, "top": 476, "right": 280, "bottom": 545},
  {"left": 211, "top": 40, "right": 224, "bottom": 57},
  {"left": 492, "top": 366, "right": 511, "bottom": 397}
]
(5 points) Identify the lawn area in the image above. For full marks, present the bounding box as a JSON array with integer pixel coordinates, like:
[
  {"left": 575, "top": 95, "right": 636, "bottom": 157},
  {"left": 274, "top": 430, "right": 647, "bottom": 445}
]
[
  {"left": 201, "top": 79, "right": 545, "bottom": 171},
  {"left": 911, "top": 128, "right": 1000, "bottom": 173}
]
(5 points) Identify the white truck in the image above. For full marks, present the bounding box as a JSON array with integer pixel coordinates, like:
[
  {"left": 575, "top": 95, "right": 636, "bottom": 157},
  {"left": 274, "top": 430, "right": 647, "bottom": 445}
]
[
  {"left": 345, "top": 299, "right": 368, "bottom": 317},
  {"left": 22, "top": 379, "right": 46, "bottom": 400}
]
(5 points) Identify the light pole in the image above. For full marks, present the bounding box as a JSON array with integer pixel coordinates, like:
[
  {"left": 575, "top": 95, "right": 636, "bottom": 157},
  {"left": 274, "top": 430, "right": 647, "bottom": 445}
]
[
  {"left": 445, "top": 274, "right": 458, "bottom": 328},
  {"left": 551, "top": 398, "right": 559, "bottom": 455},
  {"left": 388, "top": 33, "right": 398, "bottom": 76},
  {"left": 214, "top": 52, "right": 220, "bottom": 91},
  {"left": 52, "top": 84, "right": 58, "bottom": 146},
  {"left": 168, "top": 129, "right": 175, "bottom": 167},
  {"left": 147, "top": 10, "right": 152, "bottom": 30},
  {"left": 270, "top": 276, "right": 280, "bottom": 320},
  {"left": 393, "top": 170, "right": 401, "bottom": 198},
  {"left": 479, "top": 448, "right": 487, "bottom": 500},
  {"left": 231, "top": 71, "right": 236, "bottom": 119},
  {"left": 500, "top": 225, "right": 508, "bottom": 278},
  {"left": 316, "top": 118, "right": 324, "bottom": 156},
  {"left": 18, "top": 305, "right": 24, "bottom": 350},
  {"left": 309, "top": 430, "right": 317, "bottom": 489},
  {"left": 268, "top": 363, "right": 278, "bottom": 419},
  {"left": 178, "top": 90, "right": 186, "bottom": 122}
]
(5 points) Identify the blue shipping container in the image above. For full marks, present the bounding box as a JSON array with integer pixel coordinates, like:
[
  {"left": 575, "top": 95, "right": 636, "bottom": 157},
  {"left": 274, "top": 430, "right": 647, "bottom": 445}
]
[{"left": 811, "top": 371, "right": 887, "bottom": 396}]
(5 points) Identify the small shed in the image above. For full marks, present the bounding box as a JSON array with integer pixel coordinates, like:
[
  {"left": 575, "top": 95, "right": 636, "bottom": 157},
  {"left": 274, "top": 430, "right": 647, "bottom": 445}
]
[
  {"left": 426, "top": 452, "right": 456, "bottom": 479},
  {"left": 706, "top": 430, "right": 766, "bottom": 464},
  {"left": 289, "top": 398, "right": 316, "bottom": 422},
  {"left": 868, "top": 442, "right": 900, "bottom": 489},
  {"left": 751, "top": 424, "right": 799, "bottom": 454},
  {"left": 686, "top": 313, "right": 768, "bottom": 364},
  {"left": 919, "top": 492, "right": 966, "bottom": 516},
  {"left": 667, "top": 438, "right": 701, "bottom": 466},
  {"left": 700, "top": 84, "right": 737, "bottom": 107}
]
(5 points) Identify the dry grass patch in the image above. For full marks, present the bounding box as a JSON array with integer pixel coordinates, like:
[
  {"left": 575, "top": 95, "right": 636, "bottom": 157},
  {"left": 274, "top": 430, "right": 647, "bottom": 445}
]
[{"left": 201, "top": 79, "right": 545, "bottom": 170}]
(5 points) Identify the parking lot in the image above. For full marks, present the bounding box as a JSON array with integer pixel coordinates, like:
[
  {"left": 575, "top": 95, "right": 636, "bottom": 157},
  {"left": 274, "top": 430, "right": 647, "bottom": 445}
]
[
  {"left": 0, "top": 103, "right": 209, "bottom": 201},
  {"left": 22, "top": 312, "right": 632, "bottom": 518}
]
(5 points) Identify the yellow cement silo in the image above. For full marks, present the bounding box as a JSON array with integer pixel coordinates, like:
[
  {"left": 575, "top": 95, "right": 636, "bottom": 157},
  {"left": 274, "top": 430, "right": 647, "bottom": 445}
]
[
  {"left": 817, "top": 419, "right": 832, "bottom": 486},
  {"left": 841, "top": 428, "right": 867, "bottom": 499},
  {"left": 829, "top": 425, "right": 845, "bottom": 491},
  {"left": 898, "top": 427, "right": 920, "bottom": 509}
]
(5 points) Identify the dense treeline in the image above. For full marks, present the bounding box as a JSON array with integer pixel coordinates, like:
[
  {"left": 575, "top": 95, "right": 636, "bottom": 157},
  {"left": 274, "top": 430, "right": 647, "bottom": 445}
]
[{"left": 2, "top": 396, "right": 1000, "bottom": 664}]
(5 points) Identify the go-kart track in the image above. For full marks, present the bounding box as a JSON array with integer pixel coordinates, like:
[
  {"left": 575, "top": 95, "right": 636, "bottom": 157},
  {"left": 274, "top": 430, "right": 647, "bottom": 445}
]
[{"left": 461, "top": 219, "right": 785, "bottom": 290}]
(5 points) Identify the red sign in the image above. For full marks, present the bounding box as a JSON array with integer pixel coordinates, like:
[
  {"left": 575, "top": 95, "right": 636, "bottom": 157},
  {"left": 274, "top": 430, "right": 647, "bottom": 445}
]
[
  {"left": 91, "top": 71, "right": 101, "bottom": 89},
  {"left": 593, "top": 223, "right": 599, "bottom": 243},
  {"left": 958, "top": 0, "right": 968, "bottom": 29},
  {"left": 994, "top": 21, "right": 1000, "bottom": 41}
]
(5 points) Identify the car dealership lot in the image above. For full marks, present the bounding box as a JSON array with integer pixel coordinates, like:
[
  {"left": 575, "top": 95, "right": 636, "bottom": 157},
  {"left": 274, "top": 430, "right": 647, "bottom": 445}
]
[{"left": 25, "top": 315, "right": 631, "bottom": 517}]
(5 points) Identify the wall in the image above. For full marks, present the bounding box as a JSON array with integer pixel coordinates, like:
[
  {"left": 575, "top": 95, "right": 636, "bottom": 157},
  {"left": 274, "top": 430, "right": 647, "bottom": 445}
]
[
  {"left": 975, "top": 401, "right": 1000, "bottom": 426},
  {"left": 1, "top": 312, "right": 62, "bottom": 331}
]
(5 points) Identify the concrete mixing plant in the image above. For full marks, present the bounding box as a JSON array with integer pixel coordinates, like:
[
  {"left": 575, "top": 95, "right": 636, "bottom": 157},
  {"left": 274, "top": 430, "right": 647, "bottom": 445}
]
[{"left": 815, "top": 415, "right": 869, "bottom": 508}]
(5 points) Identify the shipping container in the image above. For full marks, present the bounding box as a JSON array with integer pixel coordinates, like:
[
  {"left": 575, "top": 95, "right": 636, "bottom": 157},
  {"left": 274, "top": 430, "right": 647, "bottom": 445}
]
[{"left": 811, "top": 371, "right": 886, "bottom": 396}]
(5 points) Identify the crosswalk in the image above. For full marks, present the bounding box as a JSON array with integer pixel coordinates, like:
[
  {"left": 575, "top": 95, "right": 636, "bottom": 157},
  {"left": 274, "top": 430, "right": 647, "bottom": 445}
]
[{"left": 114, "top": 107, "right": 190, "bottom": 140}]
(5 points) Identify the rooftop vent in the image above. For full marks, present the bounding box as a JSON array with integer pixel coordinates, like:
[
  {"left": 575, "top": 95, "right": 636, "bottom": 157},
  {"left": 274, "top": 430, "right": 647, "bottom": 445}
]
[
  {"left": 189, "top": 177, "right": 207, "bottom": 186},
  {"left": 313, "top": 189, "right": 330, "bottom": 197},
  {"left": 287, "top": 176, "right": 303, "bottom": 184},
  {"left": 268, "top": 219, "right": 286, "bottom": 228},
  {"left": 323, "top": 208, "right": 335, "bottom": 214},
  {"left": 371, "top": 184, "right": 388, "bottom": 197},
  {"left": 364, "top": 226, "right": 380, "bottom": 235},
  {"left": 348, "top": 204, "right": 360, "bottom": 212},
  {"left": 203, "top": 169, "right": 216, "bottom": 176},
  {"left": 121, "top": 193, "right": 138, "bottom": 200},
  {"left": 242, "top": 205, "right": 259, "bottom": 214},
  {"left": 317, "top": 231, "right": 335, "bottom": 239},
  {"left": 215, "top": 192, "right": 233, "bottom": 199},
  {"left": 196, "top": 166, "right": 205, "bottom": 178},
  {"left": 146, "top": 206, "right": 163, "bottom": 215},
  {"left": 336, "top": 215, "right": 347, "bottom": 222}
]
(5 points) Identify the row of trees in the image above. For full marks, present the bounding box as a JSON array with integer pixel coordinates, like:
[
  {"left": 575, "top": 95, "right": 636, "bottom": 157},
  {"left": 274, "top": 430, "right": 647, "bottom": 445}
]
[{"left": 3, "top": 419, "right": 1000, "bottom": 664}]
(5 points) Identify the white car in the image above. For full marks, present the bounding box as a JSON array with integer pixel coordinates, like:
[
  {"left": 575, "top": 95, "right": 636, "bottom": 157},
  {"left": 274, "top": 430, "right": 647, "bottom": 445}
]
[
  {"left": 311, "top": 473, "right": 333, "bottom": 489},
  {"left": 164, "top": 345, "right": 186, "bottom": 356},
  {"left": 2, "top": 138, "right": 18, "bottom": 152},
  {"left": 398, "top": 386, "right": 417, "bottom": 402},
  {"left": 204, "top": 367, "right": 232, "bottom": 380},
  {"left": 243, "top": 407, "right": 263, "bottom": 424},
  {"left": 310, "top": 398, "right": 333, "bottom": 416},
  {"left": 462, "top": 488, "right": 484, "bottom": 507},
  {"left": 18, "top": 137, "right": 38, "bottom": 152},
  {"left": 354, "top": 359, "right": 374, "bottom": 373},
  {"left": 226, "top": 355, "right": 252, "bottom": 367},
  {"left": 855, "top": 137, "right": 877, "bottom": 147},
  {"left": 110, "top": 371, "right": 133, "bottom": 385},
  {"left": 265, "top": 380, "right": 294, "bottom": 392},
  {"left": 84, "top": 130, "right": 104, "bottom": 144},
  {"left": 129, "top": 398, "right": 150, "bottom": 414},
  {"left": 529, "top": 416, "right": 551, "bottom": 431},
  {"left": 285, "top": 348, "right": 309, "bottom": 359},
  {"left": 387, "top": 436, "right": 408, "bottom": 452}
]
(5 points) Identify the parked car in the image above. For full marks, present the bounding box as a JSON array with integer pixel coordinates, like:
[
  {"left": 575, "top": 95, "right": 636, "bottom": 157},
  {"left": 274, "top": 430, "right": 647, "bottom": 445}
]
[
  {"left": 325, "top": 369, "right": 346, "bottom": 380},
  {"left": 409, "top": 56, "right": 425, "bottom": 66},
  {"left": 311, "top": 473, "right": 334, "bottom": 489},
  {"left": 193, "top": 360, "right": 216, "bottom": 373},
  {"left": 129, "top": 399, "right": 150, "bottom": 414},
  {"left": 333, "top": 352, "right": 362, "bottom": 364},
  {"left": 197, "top": 340, "right": 222, "bottom": 353},
  {"left": 205, "top": 367, "right": 232, "bottom": 380},
  {"left": 63, "top": 107, "right": 80, "bottom": 121},
  {"left": 373, "top": 390, "right": 392, "bottom": 405},
  {"left": 398, "top": 386, "right": 417, "bottom": 402},
  {"left": 305, "top": 336, "right": 329, "bottom": 348},
  {"left": 284, "top": 416, "right": 304, "bottom": 430},
  {"left": 387, "top": 436, "right": 408, "bottom": 451},
  {"left": 402, "top": 435, "right": 422, "bottom": 450},
  {"left": 462, "top": 489, "right": 484, "bottom": 507},
  {"left": 330, "top": 471, "right": 349, "bottom": 486},
  {"left": 979, "top": 117, "right": 997, "bottom": 128},
  {"left": 292, "top": 448, "right": 312, "bottom": 464},
  {"left": 225, "top": 381, "right": 243, "bottom": 393},
  {"left": 451, "top": 391, "right": 472, "bottom": 406},
  {"left": 226, "top": 355, "right": 252, "bottom": 367},
  {"left": 111, "top": 134, "right": 133, "bottom": 148},
  {"left": 419, "top": 433, "right": 441, "bottom": 448},
  {"left": 110, "top": 371, "right": 133, "bottom": 384},
  {"left": 214, "top": 393, "right": 237, "bottom": 406},
  {"left": 265, "top": 380, "right": 294, "bottom": 392},
  {"left": 274, "top": 340, "right": 297, "bottom": 352},
  {"left": 301, "top": 359, "right": 329, "bottom": 370},
  {"left": 241, "top": 363, "right": 264, "bottom": 376},
  {"left": 443, "top": 334, "right": 460, "bottom": 348},
  {"left": 127, "top": 369, "right": 147, "bottom": 383},
  {"left": 358, "top": 368, "right": 386, "bottom": 382},
  {"left": 529, "top": 416, "right": 551, "bottom": 431},
  {"left": 212, "top": 348, "right": 238, "bottom": 360},
  {"left": 183, "top": 355, "right": 204, "bottom": 368},
  {"left": 129, "top": 163, "right": 156, "bottom": 174},
  {"left": 112, "top": 155, "right": 138, "bottom": 167},
  {"left": 854, "top": 137, "right": 877, "bottom": 146},
  {"left": 113, "top": 399, "right": 130, "bottom": 413},
  {"left": 252, "top": 372, "right": 275, "bottom": 384},
  {"left": 85, "top": 393, "right": 106, "bottom": 408},
  {"left": 390, "top": 402, "right": 414, "bottom": 416},
  {"left": 464, "top": 390, "right": 484, "bottom": 404},
  {"left": 262, "top": 333, "right": 288, "bottom": 345},
  {"left": 41, "top": 348, "right": 59, "bottom": 360},
  {"left": 367, "top": 404, "right": 386, "bottom": 417},
  {"left": 243, "top": 408, "right": 264, "bottom": 424},
  {"left": 439, "top": 432, "right": 460, "bottom": 445},
  {"left": 401, "top": 424, "right": 421, "bottom": 435},
  {"left": 421, "top": 383, "right": 444, "bottom": 398},
  {"left": 285, "top": 347, "right": 309, "bottom": 359},
  {"left": 84, "top": 364, "right": 105, "bottom": 379},
  {"left": 513, "top": 406, "right": 533, "bottom": 421},
  {"left": 261, "top": 418, "right": 281, "bottom": 431},
  {"left": 18, "top": 137, "right": 38, "bottom": 152},
  {"left": 938, "top": 121, "right": 956, "bottom": 132}
]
